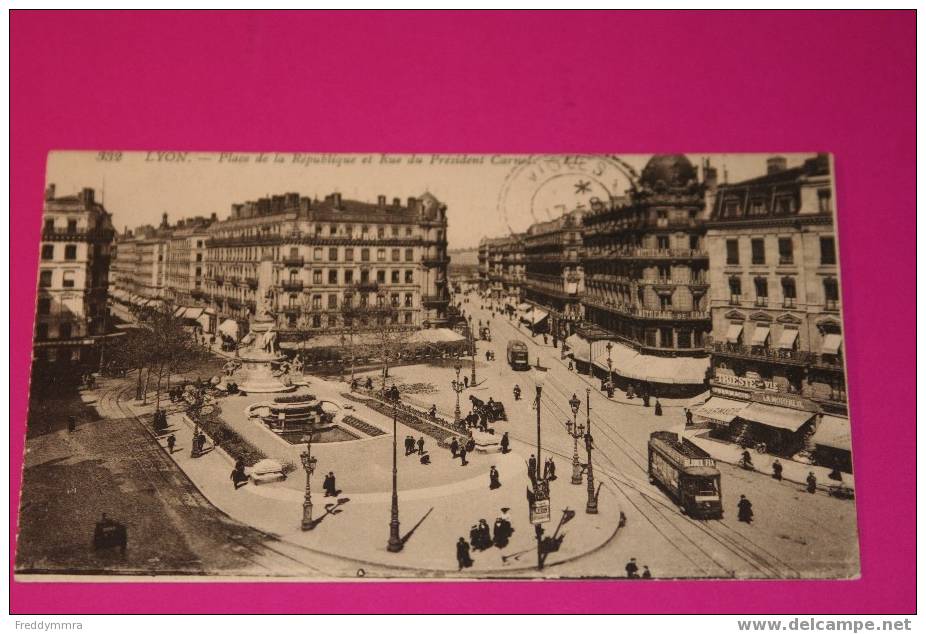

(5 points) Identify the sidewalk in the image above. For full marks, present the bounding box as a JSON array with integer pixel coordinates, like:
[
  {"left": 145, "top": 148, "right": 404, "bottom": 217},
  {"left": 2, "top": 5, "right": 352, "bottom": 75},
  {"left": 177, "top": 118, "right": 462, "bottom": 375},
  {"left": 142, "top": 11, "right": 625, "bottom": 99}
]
[
  {"left": 130, "top": 399, "right": 624, "bottom": 575},
  {"left": 683, "top": 428, "right": 855, "bottom": 491}
]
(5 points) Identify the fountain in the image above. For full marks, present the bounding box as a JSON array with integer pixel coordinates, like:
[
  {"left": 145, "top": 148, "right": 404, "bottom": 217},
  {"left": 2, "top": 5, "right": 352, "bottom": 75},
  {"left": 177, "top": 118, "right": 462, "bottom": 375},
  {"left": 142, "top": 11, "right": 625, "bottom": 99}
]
[{"left": 233, "top": 290, "right": 296, "bottom": 394}]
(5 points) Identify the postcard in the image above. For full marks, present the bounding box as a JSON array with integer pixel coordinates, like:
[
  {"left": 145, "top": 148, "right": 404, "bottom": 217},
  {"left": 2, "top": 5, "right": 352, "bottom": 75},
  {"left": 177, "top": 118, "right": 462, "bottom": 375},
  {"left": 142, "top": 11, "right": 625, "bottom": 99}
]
[{"left": 16, "top": 152, "right": 857, "bottom": 580}]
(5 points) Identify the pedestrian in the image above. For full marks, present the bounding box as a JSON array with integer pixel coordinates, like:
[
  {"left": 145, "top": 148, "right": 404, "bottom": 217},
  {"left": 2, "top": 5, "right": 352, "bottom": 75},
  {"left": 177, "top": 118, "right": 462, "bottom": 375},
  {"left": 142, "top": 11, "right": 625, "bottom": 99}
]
[
  {"left": 772, "top": 459, "right": 783, "bottom": 481},
  {"left": 465, "top": 437, "right": 476, "bottom": 453},
  {"left": 625, "top": 557, "right": 639, "bottom": 578},
  {"left": 544, "top": 457, "right": 557, "bottom": 481},
  {"left": 528, "top": 454, "right": 537, "bottom": 481},
  {"left": 737, "top": 494, "right": 754, "bottom": 523},
  {"left": 67, "top": 415, "right": 77, "bottom": 433},
  {"left": 500, "top": 432, "right": 510, "bottom": 454},
  {"left": 485, "top": 350, "right": 491, "bottom": 362},
  {"left": 685, "top": 408, "right": 693, "bottom": 426},
  {"left": 568, "top": 361, "right": 574, "bottom": 372},
  {"left": 654, "top": 399, "right": 663, "bottom": 416},
  {"left": 417, "top": 436, "right": 425, "bottom": 455},
  {"left": 489, "top": 465, "right": 501, "bottom": 490},
  {"left": 643, "top": 392, "right": 651, "bottom": 408},
  {"left": 459, "top": 446, "right": 468, "bottom": 466},
  {"left": 167, "top": 433, "right": 176, "bottom": 454},
  {"left": 543, "top": 334, "right": 548, "bottom": 345},
  {"left": 450, "top": 437, "right": 460, "bottom": 458},
  {"left": 324, "top": 471, "right": 337, "bottom": 497},
  {"left": 456, "top": 537, "right": 473, "bottom": 570},
  {"left": 404, "top": 435, "right": 413, "bottom": 456},
  {"left": 231, "top": 460, "right": 248, "bottom": 489},
  {"left": 828, "top": 467, "right": 843, "bottom": 482},
  {"left": 641, "top": 566, "right": 652, "bottom": 579},
  {"left": 807, "top": 471, "right": 817, "bottom": 494},
  {"left": 463, "top": 375, "right": 469, "bottom": 388}
]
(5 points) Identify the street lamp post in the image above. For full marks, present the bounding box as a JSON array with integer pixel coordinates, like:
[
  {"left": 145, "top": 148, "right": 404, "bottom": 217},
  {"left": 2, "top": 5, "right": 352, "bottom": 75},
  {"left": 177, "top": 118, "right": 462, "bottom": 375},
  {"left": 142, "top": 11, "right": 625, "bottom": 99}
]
[
  {"left": 585, "top": 387, "right": 598, "bottom": 514},
  {"left": 451, "top": 362, "right": 464, "bottom": 427},
  {"left": 387, "top": 392, "right": 403, "bottom": 552},
  {"left": 467, "top": 315, "right": 477, "bottom": 386},
  {"left": 532, "top": 367, "right": 548, "bottom": 570},
  {"left": 566, "top": 393, "right": 585, "bottom": 485},
  {"left": 300, "top": 435, "right": 318, "bottom": 530},
  {"left": 605, "top": 341, "right": 613, "bottom": 391}
]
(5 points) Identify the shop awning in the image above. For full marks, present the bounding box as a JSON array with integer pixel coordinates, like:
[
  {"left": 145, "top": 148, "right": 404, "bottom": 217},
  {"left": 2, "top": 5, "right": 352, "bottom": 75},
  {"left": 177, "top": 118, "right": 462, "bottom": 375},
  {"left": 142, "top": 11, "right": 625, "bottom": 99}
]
[
  {"left": 218, "top": 319, "right": 239, "bottom": 339},
  {"left": 565, "top": 334, "right": 590, "bottom": 362},
  {"left": 777, "top": 328, "right": 799, "bottom": 350},
  {"left": 517, "top": 303, "right": 532, "bottom": 312},
  {"left": 750, "top": 325, "right": 770, "bottom": 346},
  {"left": 822, "top": 333, "right": 843, "bottom": 355},
  {"left": 408, "top": 328, "right": 465, "bottom": 344},
  {"left": 739, "top": 402, "right": 815, "bottom": 432},
  {"left": 593, "top": 341, "right": 710, "bottom": 385},
  {"left": 693, "top": 397, "right": 750, "bottom": 423},
  {"left": 592, "top": 340, "right": 637, "bottom": 373},
  {"left": 813, "top": 415, "right": 852, "bottom": 452},
  {"left": 173, "top": 306, "right": 187, "bottom": 318},
  {"left": 183, "top": 307, "right": 205, "bottom": 321},
  {"left": 530, "top": 308, "right": 549, "bottom": 326},
  {"left": 725, "top": 323, "right": 743, "bottom": 343}
]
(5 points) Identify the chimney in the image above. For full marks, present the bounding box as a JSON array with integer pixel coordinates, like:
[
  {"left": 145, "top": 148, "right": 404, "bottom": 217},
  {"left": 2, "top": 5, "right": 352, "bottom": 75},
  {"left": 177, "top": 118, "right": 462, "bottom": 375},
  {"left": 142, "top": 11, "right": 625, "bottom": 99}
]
[
  {"left": 703, "top": 158, "right": 718, "bottom": 189},
  {"left": 210, "top": 212, "right": 218, "bottom": 222},
  {"left": 285, "top": 192, "right": 300, "bottom": 207},
  {"left": 407, "top": 197, "right": 417, "bottom": 212},
  {"left": 767, "top": 156, "right": 787, "bottom": 175},
  {"left": 80, "top": 187, "right": 95, "bottom": 205},
  {"left": 377, "top": 195, "right": 387, "bottom": 207},
  {"left": 331, "top": 192, "right": 342, "bottom": 208},
  {"left": 160, "top": 212, "right": 169, "bottom": 228},
  {"left": 45, "top": 183, "right": 56, "bottom": 201},
  {"left": 393, "top": 197, "right": 401, "bottom": 208}
]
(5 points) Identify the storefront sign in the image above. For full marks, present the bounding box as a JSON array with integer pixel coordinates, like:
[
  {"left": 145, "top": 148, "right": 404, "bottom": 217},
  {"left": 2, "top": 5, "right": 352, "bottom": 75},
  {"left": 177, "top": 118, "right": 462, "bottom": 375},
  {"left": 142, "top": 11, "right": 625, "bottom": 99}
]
[
  {"left": 751, "top": 391, "right": 820, "bottom": 413},
  {"left": 712, "top": 374, "right": 766, "bottom": 390},
  {"left": 710, "top": 386, "right": 751, "bottom": 401}
]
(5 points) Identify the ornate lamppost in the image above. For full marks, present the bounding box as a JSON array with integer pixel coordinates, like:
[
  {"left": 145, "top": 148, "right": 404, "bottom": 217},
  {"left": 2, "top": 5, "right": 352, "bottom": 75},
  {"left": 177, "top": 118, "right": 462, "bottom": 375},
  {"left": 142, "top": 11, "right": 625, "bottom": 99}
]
[
  {"left": 300, "top": 435, "right": 318, "bottom": 530},
  {"left": 530, "top": 366, "right": 550, "bottom": 570},
  {"left": 585, "top": 387, "right": 598, "bottom": 514},
  {"left": 386, "top": 389, "right": 403, "bottom": 552},
  {"left": 450, "top": 362, "right": 464, "bottom": 427},
  {"left": 467, "top": 315, "right": 477, "bottom": 386},
  {"left": 605, "top": 341, "right": 614, "bottom": 391},
  {"left": 566, "top": 392, "right": 585, "bottom": 485}
]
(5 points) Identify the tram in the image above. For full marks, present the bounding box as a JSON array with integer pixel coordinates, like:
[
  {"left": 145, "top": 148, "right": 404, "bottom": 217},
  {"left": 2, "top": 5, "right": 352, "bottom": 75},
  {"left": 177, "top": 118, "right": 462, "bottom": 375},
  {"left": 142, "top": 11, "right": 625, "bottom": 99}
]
[
  {"left": 648, "top": 431, "right": 723, "bottom": 519},
  {"left": 506, "top": 340, "right": 530, "bottom": 370}
]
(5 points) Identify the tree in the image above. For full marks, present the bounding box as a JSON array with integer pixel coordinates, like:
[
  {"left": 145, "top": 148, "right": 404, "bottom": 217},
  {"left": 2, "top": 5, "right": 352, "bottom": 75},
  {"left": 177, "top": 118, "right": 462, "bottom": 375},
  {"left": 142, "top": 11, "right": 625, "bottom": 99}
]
[
  {"left": 107, "top": 327, "right": 154, "bottom": 401},
  {"left": 342, "top": 289, "right": 414, "bottom": 391}
]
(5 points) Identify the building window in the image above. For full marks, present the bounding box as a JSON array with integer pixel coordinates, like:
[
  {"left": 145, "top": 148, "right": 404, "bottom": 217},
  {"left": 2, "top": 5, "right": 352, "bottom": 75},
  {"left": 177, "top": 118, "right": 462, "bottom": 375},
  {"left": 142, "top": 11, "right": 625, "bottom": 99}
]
[
  {"left": 312, "top": 315, "right": 321, "bottom": 328},
  {"left": 677, "top": 330, "right": 692, "bottom": 348},
  {"left": 659, "top": 294, "right": 671, "bottom": 310},
  {"left": 312, "top": 295, "right": 322, "bottom": 310},
  {"left": 377, "top": 248, "right": 386, "bottom": 262},
  {"left": 361, "top": 225, "right": 369, "bottom": 235},
  {"left": 689, "top": 235, "right": 699, "bottom": 251},
  {"left": 656, "top": 236, "right": 670, "bottom": 250},
  {"left": 64, "top": 244, "right": 78, "bottom": 260},
  {"left": 329, "top": 224, "right": 337, "bottom": 236},
  {"left": 404, "top": 293, "right": 413, "bottom": 307},
  {"left": 313, "top": 270, "right": 322, "bottom": 284},
  {"left": 404, "top": 312, "right": 413, "bottom": 324},
  {"left": 344, "top": 269, "right": 354, "bottom": 284},
  {"left": 328, "top": 270, "right": 338, "bottom": 285},
  {"left": 196, "top": 253, "right": 203, "bottom": 262},
  {"left": 751, "top": 238, "right": 765, "bottom": 265},
  {"left": 405, "top": 270, "right": 414, "bottom": 284},
  {"left": 195, "top": 267, "right": 202, "bottom": 277},
  {"left": 329, "top": 247, "right": 338, "bottom": 262},
  {"left": 754, "top": 277, "right": 768, "bottom": 306},
  {"left": 823, "top": 278, "right": 840, "bottom": 311},
  {"left": 726, "top": 239, "right": 739, "bottom": 265},
  {"left": 775, "top": 197, "right": 793, "bottom": 214},
  {"left": 391, "top": 248, "right": 400, "bottom": 262},
  {"left": 820, "top": 237, "right": 836, "bottom": 265},
  {"left": 59, "top": 323, "right": 72, "bottom": 339},
  {"left": 377, "top": 270, "right": 386, "bottom": 283},
  {"left": 391, "top": 270, "right": 400, "bottom": 284},
  {"left": 67, "top": 219, "right": 78, "bottom": 233},
  {"left": 196, "top": 240, "right": 204, "bottom": 248},
  {"left": 377, "top": 226, "right": 385, "bottom": 239},
  {"left": 345, "top": 248, "right": 354, "bottom": 262},
  {"left": 781, "top": 277, "right": 796, "bottom": 308},
  {"left": 44, "top": 219, "right": 55, "bottom": 232},
  {"left": 729, "top": 276, "right": 742, "bottom": 305},
  {"left": 314, "top": 247, "right": 323, "bottom": 261},
  {"left": 36, "top": 323, "right": 49, "bottom": 340},
  {"left": 37, "top": 297, "right": 51, "bottom": 315},
  {"left": 360, "top": 269, "right": 370, "bottom": 283},
  {"left": 361, "top": 248, "right": 370, "bottom": 262},
  {"left": 391, "top": 293, "right": 400, "bottom": 307},
  {"left": 723, "top": 200, "right": 741, "bottom": 217},
  {"left": 750, "top": 200, "right": 766, "bottom": 216},
  {"left": 659, "top": 327, "right": 673, "bottom": 348},
  {"left": 778, "top": 237, "right": 793, "bottom": 265},
  {"left": 343, "top": 295, "right": 353, "bottom": 309},
  {"left": 328, "top": 294, "right": 338, "bottom": 309},
  {"left": 406, "top": 227, "right": 413, "bottom": 237},
  {"left": 818, "top": 189, "right": 832, "bottom": 213},
  {"left": 41, "top": 244, "right": 54, "bottom": 260},
  {"left": 405, "top": 248, "right": 413, "bottom": 262}
]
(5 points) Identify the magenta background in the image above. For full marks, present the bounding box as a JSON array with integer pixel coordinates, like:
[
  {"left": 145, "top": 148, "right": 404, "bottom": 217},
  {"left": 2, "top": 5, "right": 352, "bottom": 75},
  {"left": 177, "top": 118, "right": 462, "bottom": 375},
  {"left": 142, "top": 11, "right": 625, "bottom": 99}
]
[{"left": 10, "top": 11, "right": 915, "bottom": 614}]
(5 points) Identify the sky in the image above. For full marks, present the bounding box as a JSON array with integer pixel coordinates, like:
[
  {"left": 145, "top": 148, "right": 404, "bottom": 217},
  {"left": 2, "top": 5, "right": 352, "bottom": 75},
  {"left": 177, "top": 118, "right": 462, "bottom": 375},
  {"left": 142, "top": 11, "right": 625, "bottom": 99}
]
[{"left": 45, "top": 152, "right": 819, "bottom": 250}]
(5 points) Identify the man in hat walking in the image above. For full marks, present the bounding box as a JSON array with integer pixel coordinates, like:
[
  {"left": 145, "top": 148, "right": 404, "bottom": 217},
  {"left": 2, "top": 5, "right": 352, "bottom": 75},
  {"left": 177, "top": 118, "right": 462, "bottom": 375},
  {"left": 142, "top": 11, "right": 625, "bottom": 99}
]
[
  {"left": 489, "top": 465, "right": 501, "bottom": 490},
  {"left": 625, "top": 558, "right": 639, "bottom": 578}
]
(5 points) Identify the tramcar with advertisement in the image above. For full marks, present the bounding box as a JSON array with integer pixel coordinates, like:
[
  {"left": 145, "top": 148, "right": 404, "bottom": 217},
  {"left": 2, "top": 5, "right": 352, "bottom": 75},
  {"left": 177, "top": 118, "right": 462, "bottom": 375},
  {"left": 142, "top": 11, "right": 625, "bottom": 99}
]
[
  {"left": 648, "top": 431, "right": 723, "bottom": 519},
  {"left": 506, "top": 340, "right": 530, "bottom": 370}
]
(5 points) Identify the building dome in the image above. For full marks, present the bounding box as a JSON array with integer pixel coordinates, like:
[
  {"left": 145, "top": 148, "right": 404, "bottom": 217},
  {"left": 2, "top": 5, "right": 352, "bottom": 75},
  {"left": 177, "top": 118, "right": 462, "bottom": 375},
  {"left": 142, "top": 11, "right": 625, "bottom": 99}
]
[{"left": 639, "top": 154, "right": 697, "bottom": 191}]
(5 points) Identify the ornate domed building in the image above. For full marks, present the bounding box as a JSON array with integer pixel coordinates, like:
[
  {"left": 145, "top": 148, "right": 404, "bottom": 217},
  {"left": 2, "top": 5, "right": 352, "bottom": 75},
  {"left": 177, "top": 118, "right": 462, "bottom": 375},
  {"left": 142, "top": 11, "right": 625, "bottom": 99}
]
[{"left": 573, "top": 154, "right": 718, "bottom": 397}]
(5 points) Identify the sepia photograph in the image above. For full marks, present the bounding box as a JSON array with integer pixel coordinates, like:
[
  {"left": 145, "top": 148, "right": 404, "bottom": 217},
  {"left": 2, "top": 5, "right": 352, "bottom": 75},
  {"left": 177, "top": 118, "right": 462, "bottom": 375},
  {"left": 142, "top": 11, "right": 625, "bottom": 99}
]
[{"left": 15, "top": 151, "right": 858, "bottom": 581}]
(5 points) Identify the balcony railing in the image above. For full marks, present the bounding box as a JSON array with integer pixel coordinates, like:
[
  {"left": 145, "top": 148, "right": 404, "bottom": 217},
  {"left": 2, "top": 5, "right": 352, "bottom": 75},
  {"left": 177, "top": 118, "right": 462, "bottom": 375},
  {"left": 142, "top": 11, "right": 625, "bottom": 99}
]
[
  {"left": 710, "top": 342, "right": 815, "bottom": 365},
  {"left": 282, "top": 305, "right": 302, "bottom": 314},
  {"left": 245, "top": 277, "right": 258, "bottom": 290},
  {"left": 213, "top": 275, "right": 225, "bottom": 285},
  {"left": 352, "top": 281, "right": 380, "bottom": 292},
  {"left": 283, "top": 256, "right": 305, "bottom": 267},
  {"left": 422, "top": 295, "right": 450, "bottom": 306},
  {"left": 582, "top": 296, "right": 710, "bottom": 321},
  {"left": 281, "top": 279, "right": 304, "bottom": 292},
  {"left": 42, "top": 228, "right": 115, "bottom": 242}
]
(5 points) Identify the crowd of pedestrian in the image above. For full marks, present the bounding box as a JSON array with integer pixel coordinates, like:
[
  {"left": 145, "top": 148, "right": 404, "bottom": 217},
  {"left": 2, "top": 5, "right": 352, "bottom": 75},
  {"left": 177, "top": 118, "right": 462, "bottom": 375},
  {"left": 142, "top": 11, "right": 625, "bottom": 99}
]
[{"left": 456, "top": 508, "right": 515, "bottom": 570}]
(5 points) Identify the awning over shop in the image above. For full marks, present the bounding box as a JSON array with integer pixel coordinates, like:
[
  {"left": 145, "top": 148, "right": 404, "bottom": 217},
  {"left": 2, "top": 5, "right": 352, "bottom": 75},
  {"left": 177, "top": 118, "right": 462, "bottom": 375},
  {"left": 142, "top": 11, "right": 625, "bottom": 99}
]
[
  {"left": 565, "top": 334, "right": 590, "bottom": 362},
  {"left": 517, "top": 303, "right": 532, "bottom": 312},
  {"left": 693, "top": 397, "right": 750, "bottom": 423},
  {"left": 750, "top": 325, "right": 770, "bottom": 346},
  {"left": 592, "top": 341, "right": 710, "bottom": 385},
  {"left": 183, "top": 307, "right": 205, "bottom": 321},
  {"left": 777, "top": 328, "right": 799, "bottom": 350},
  {"left": 739, "top": 402, "right": 815, "bottom": 432},
  {"left": 530, "top": 308, "right": 549, "bottom": 326},
  {"left": 813, "top": 415, "right": 852, "bottom": 452},
  {"left": 408, "top": 328, "right": 465, "bottom": 344},
  {"left": 822, "top": 333, "right": 843, "bottom": 355},
  {"left": 173, "top": 306, "right": 187, "bottom": 318},
  {"left": 218, "top": 319, "right": 239, "bottom": 339},
  {"left": 725, "top": 323, "right": 743, "bottom": 343},
  {"left": 592, "top": 340, "right": 637, "bottom": 373}
]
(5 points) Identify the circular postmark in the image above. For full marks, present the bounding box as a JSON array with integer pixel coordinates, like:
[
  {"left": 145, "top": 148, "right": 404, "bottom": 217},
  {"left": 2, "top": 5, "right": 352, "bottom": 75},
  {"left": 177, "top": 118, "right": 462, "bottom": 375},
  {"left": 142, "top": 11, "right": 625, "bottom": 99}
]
[{"left": 496, "top": 155, "right": 638, "bottom": 234}]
